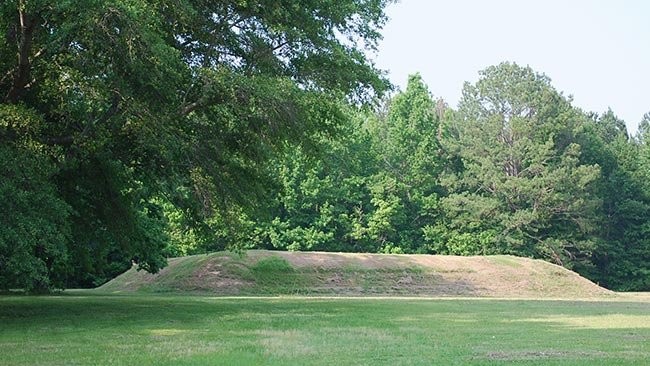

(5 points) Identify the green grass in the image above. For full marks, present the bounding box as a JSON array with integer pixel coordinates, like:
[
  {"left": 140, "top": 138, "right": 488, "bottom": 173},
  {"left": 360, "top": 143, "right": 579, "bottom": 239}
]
[
  {"left": 488, "top": 255, "right": 524, "bottom": 268},
  {"left": 1, "top": 294, "right": 648, "bottom": 365}
]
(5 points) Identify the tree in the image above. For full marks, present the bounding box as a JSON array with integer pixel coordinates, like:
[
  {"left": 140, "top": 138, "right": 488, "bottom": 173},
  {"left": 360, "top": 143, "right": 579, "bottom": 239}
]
[
  {"left": 0, "top": 0, "right": 391, "bottom": 290},
  {"left": 567, "top": 109, "right": 650, "bottom": 291},
  {"left": 0, "top": 108, "right": 70, "bottom": 291},
  {"left": 432, "top": 63, "right": 600, "bottom": 266},
  {"left": 366, "top": 74, "right": 443, "bottom": 253},
  {"left": 257, "top": 108, "right": 380, "bottom": 253},
  {"left": 238, "top": 75, "right": 444, "bottom": 255},
  {"left": 636, "top": 112, "right": 650, "bottom": 144}
]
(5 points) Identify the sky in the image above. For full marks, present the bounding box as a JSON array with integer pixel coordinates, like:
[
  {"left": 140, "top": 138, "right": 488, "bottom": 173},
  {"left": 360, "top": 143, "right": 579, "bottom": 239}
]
[{"left": 372, "top": 0, "right": 650, "bottom": 133}]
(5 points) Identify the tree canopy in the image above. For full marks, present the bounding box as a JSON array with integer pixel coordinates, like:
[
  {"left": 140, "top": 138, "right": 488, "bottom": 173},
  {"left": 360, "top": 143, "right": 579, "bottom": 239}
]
[{"left": 0, "top": 0, "right": 391, "bottom": 291}]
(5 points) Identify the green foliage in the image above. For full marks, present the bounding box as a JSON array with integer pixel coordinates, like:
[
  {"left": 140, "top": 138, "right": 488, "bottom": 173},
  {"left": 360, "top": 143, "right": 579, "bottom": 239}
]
[
  {"left": 248, "top": 75, "right": 443, "bottom": 255},
  {"left": 0, "top": 104, "right": 70, "bottom": 291},
  {"left": 250, "top": 256, "right": 295, "bottom": 274},
  {"left": 245, "top": 105, "right": 380, "bottom": 253},
  {"left": 435, "top": 63, "right": 600, "bottom": 266},
  {"left": 366, "top": 74, "right": 443, "bottom": 253},
  {"left": 228, "top": 66, "right": 649, "bottom": 291},
  {"left": 577, "top": 111, "right": 650, "bottom": 290},
  {"left": 0, "top": 143, "right": 70, "bottom": 291},
  {"left": 0, "top": 0, "right": 391, "bottom": 290}
]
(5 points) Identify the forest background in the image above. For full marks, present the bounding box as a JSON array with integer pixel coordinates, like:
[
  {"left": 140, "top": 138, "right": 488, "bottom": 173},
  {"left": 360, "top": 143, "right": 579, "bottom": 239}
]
[{"left": 1, "top": 1, "right": 648, "bottom": 292}]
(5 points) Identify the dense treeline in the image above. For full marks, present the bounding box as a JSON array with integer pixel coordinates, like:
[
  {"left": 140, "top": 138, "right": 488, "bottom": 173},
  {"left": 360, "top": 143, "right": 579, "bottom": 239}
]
[
  {"left": 1, "top": 2, "right": 648, "bottom": 292},
  {"left": 212, "top": 66, "right": 649, "bottom": 291}
]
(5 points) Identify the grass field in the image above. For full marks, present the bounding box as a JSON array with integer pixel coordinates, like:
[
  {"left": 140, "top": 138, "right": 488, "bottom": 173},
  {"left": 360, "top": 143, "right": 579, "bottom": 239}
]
[{"left": 1, "top": 293, "right": 649, "bottom": 365}]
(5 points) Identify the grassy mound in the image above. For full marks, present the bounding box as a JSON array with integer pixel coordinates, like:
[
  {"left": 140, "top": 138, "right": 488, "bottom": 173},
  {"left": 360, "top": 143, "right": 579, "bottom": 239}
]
[{"left": 98, "top": 250, "right": 614, "bottom": 298}]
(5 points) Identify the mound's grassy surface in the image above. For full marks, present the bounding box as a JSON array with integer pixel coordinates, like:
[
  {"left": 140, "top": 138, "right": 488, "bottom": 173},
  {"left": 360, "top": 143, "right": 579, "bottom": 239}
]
[
  {"left": 1, "top": 295, "right": 648, "bottom": 365},
  {"left": 99, "top": 250, "right": 613, "bottom": 298}
]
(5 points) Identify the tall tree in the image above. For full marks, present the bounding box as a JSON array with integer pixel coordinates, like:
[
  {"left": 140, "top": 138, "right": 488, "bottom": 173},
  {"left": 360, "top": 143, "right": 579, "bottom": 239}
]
[
  {"left": 431, "top": 63, "right": 600, "bottom": 266},
  {"left": 570, "top": 110, "right": 650, "bottom": 291},
  {"left": 258, "top": 108, "right": 380, "bottom": 253},
  {"left": 0, "top": 0, "right": 391, "bottom": 290},
  {"left": 366, "top": 74, "right": 443, "bottom": 253},
  {"left": 244, "top": 75, "right": 444, "bottom": 255}
]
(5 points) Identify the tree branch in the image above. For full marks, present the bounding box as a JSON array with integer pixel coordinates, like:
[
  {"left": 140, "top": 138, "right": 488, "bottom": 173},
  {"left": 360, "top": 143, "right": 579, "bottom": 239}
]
[{"left": 40, "top": 91, "right": 122, "bottom": 147}]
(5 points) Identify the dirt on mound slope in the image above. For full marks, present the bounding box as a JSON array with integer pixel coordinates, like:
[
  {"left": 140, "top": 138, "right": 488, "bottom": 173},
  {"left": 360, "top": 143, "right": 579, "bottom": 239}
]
[{"left": 99, "top": 250, "right": 614, "bottom": 298}]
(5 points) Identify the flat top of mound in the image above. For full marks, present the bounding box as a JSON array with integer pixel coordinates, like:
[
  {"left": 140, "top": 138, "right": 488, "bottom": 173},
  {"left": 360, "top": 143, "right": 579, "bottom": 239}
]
[{"left": 98, "top": 250, "right": 615, "bottom": 298}]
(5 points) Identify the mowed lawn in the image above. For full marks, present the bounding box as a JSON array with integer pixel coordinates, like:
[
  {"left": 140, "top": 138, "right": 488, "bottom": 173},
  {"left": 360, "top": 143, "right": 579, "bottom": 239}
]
[{"left": 1, "top": 294, "right": 649, "bottom": 365}]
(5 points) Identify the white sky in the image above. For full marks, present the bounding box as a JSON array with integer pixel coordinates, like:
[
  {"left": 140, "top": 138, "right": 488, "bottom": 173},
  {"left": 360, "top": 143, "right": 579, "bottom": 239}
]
[{"left": 372, "top": 0, "right": 650, "bottom": 133}]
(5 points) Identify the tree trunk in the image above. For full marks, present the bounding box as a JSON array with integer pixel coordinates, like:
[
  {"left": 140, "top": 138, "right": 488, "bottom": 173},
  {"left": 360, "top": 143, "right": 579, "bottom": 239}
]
[{"left": 5, "top": 6, "right": 36, "bottom": 104}]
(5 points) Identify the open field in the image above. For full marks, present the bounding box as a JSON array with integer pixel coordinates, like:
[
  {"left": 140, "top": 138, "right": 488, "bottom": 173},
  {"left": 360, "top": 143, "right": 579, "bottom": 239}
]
[{"left": 1, "top": 294, "right": 649, "bottom": 365}]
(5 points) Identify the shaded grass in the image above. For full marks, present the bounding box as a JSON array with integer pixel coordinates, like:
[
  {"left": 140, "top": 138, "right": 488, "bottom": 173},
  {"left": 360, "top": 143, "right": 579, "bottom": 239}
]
[{"left": 1, "top": 294, "right": 648, "bottom": 365}]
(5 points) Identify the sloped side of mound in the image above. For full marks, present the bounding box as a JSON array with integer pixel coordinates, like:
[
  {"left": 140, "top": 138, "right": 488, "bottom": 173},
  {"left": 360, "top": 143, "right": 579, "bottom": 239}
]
[{"left": 98, "top": 250, "right": 614, "bottom": 298}]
